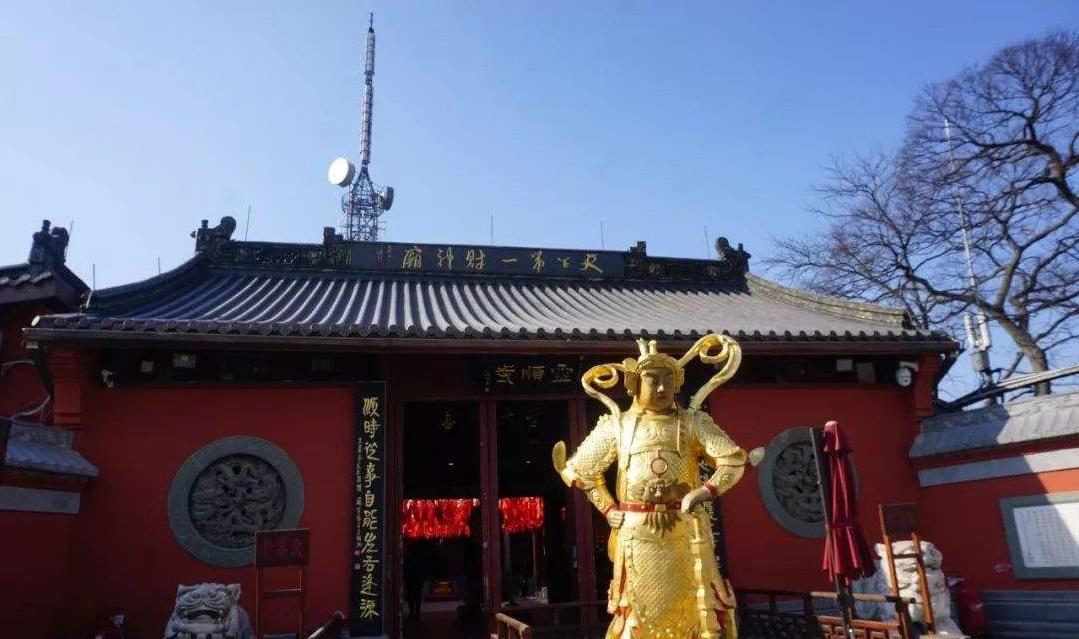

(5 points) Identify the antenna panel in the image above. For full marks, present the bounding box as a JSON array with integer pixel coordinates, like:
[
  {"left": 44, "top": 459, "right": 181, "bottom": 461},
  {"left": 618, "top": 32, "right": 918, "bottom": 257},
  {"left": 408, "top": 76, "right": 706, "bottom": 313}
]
[{"left": 379, "top": 185, "right": 394, "bottom": 211}]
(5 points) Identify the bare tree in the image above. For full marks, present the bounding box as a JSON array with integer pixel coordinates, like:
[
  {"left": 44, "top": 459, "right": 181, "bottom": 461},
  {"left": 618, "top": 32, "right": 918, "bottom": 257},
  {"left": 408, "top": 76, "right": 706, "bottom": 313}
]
[{"left": 770, "top": 31, "right": 1079, "bottom": 392}]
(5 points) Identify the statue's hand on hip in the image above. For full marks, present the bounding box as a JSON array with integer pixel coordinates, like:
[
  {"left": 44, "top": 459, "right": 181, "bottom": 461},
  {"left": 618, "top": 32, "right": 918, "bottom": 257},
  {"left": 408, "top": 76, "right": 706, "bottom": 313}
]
[
  {"left": 680, "top": 487, "right": 711, "bottom": 514},
  {"left": 606, "top": 509, "right": 625, "bottom": 529}
]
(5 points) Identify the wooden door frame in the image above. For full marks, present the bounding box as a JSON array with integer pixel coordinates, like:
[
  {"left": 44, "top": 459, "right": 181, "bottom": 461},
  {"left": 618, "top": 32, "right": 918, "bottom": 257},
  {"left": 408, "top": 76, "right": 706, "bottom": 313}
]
[
  {"left": 479, "top": 400, "right": 501, "bottom": 621},
  {"left": 568, "top": 397, "right": 598, "bottom": 602},
  {"left": 390, "top": 397, "right": 600, "bottom": 637}
]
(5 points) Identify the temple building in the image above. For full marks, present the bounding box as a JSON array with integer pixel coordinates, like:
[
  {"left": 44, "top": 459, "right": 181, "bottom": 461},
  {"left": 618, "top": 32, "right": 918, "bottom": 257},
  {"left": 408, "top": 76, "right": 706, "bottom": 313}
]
[{"left": 1, "top": 217, "right": 1076, "bottom": 638}]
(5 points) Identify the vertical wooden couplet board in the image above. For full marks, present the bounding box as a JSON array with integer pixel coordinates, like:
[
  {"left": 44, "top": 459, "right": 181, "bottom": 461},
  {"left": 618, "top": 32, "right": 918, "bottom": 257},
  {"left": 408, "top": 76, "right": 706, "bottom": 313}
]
[
  {"left": 352, "top": 382, "right": 388, "bottom": 638},
  {"left": 254, "top": 528, "right": 310, "bottom": 639}
]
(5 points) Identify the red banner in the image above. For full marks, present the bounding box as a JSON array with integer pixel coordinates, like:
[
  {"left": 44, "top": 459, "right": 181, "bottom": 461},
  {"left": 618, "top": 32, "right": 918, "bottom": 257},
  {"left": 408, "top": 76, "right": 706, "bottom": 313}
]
[
  {"left": 499, "top": 496, "right": 544, "bottom": 534},
  {"left": 401, "top": 499, "right": 480, "bottom": 539}
]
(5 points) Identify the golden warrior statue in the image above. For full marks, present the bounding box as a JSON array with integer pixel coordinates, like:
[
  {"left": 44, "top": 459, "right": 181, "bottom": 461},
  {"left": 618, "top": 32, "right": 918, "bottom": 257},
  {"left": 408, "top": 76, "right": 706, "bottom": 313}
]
[{"left": 553, "top": 335, "right": 761, "bottom": 639}]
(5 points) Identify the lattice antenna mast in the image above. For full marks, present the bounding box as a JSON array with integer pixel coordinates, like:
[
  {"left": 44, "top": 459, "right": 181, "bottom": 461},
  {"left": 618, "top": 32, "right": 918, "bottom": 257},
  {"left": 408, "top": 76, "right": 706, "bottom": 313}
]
[
  {"left": 360, "top": 13, "right": 375, "bottom": 174},
  {"left": 944, "top": 118, "right": 993, "bottom": 385},
  {"left": 327, "top": 13, "right": 394, "bottom": 241}
]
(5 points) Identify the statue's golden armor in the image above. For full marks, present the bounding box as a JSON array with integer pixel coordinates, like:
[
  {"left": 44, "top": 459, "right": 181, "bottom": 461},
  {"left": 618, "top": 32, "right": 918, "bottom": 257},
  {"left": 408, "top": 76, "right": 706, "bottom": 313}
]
[{"left": 554, "top": 336, "right": 758, "bottom": 639}]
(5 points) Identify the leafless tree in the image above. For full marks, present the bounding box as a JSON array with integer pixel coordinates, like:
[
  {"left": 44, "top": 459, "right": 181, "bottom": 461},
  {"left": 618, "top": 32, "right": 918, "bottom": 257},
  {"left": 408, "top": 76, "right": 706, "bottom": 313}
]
[{"left": 769, "top": 31, "right": 1079, "bottom": 393}]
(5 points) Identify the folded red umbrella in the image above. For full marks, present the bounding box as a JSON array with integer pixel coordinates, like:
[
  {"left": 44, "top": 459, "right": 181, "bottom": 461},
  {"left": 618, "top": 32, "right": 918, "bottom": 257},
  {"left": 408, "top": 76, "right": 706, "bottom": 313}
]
[{"left": 821, "top": 421, "right": 875, "bottom": 582}]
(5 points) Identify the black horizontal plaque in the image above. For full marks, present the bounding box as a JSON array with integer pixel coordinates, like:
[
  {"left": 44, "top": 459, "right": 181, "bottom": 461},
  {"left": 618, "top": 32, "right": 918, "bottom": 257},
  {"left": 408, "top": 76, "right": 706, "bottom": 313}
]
[
  {"left": 477, "top": 356, "right": 583, "bottom": 393},
  {"left": 352, "top": 242, "right": 623, "bottom": 279}
]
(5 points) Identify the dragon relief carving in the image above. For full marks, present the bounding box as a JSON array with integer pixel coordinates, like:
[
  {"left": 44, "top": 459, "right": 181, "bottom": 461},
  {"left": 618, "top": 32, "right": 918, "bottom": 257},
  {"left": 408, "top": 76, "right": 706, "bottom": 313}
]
[
  {"left": 772, "top": 441, "right": 824, "bottom": 524},
  {"left": 188, "top": 455, "right": 286, "bottom": 549}
]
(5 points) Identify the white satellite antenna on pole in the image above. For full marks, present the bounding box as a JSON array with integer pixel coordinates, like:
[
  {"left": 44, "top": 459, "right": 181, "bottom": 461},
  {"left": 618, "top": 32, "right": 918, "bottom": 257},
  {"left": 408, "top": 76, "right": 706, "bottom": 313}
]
[
  {"left": 945, "top": 118, "right": 994, "bottom": 386},
  {"left": 327, "top": 13, "right": 395, "bottom": 241}
]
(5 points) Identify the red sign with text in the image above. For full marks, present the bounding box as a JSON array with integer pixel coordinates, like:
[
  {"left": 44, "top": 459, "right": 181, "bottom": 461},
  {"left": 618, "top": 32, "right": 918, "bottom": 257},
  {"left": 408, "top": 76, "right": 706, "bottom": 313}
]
[{"left": 255, "top": 528, "right": 310, "bottom": 567}]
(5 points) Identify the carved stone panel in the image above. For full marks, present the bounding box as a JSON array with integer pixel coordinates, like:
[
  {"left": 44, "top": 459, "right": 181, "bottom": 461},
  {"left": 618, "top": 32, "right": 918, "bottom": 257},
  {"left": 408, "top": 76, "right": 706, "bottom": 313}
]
[
  {"left": 757, "top": 428, "right": 826, "bottom": 538},
  {"left": 168, "top": 437, "right": 304, "bottom": 567}
]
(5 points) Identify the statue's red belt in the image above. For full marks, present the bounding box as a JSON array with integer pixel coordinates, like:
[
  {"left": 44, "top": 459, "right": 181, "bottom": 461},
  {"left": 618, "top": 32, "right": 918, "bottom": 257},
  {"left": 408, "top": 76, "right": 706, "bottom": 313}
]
[{"left": 618, "top": 501, "right": 681, "bottom": 512}]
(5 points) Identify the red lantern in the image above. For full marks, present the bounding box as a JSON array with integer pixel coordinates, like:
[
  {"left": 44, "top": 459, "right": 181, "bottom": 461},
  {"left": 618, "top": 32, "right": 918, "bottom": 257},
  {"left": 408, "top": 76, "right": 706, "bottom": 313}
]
[
  {"left": 499, "top": 496, "right": 544, "bottom": 534},
  {"left": 400, "top": 498, "right": 480, "bottom": 539}
]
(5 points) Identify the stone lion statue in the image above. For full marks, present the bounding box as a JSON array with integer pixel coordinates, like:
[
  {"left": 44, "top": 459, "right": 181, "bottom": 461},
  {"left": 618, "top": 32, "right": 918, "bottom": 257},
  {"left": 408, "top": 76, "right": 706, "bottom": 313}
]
[
  {"left": 164, "top": 583, "right": 252, "bottom": 639},
  {"left": 851, "top": 541, "right": 964, "bottom": 635}
]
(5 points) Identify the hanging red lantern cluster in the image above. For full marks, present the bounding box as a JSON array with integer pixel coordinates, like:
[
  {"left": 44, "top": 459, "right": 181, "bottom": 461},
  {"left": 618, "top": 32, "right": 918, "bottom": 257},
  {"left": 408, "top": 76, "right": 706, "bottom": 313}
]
[
  {"left": 400, "top": 498, "right": 480, "bottom": 539},
  {"left": 499, "top": 496, "right": 544, "bottom": 534},
  {"left": 399, "top": 497, "right": 544, "bottom": 538}
]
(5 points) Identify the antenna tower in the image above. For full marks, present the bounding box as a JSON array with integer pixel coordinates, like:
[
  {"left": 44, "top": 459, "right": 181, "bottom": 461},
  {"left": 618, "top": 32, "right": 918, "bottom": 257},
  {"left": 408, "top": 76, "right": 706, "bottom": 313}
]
[
  {"left": 944, "top": 118, "right": 994, "bottom": 386},
  {"left": 328, "top": 13, "right": 394, "bottom": 240}
]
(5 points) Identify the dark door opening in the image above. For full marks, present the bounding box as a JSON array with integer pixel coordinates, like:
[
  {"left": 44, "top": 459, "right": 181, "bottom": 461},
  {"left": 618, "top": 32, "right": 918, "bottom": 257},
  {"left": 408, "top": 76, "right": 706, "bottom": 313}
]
[
  {"left": 399, "top": 400, "right": 580, "bottom": 639},
  {"left": 401, "top": 403, "right": 484, "bottom": 639},
  {"left": 496, "top": 401, "right": 573, "bottom": 608}
]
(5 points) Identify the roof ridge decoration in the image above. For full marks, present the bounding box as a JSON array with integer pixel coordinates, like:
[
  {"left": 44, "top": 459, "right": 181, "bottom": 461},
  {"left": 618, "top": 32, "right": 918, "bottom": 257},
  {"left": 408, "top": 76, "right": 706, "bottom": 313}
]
[
  {"left": 196, "top": 224, "right": 753, "bottom": 286},
  {"left": 0, "top": 220, "right": 88, "bottom": 309},
  {"left": 746, "top": 273, "right": 911, "bottom": 328},
  {"left": 23, "top": 220, "right": 956, "bottom": 348},
  {"left": 28, "top": 219, "right": 70, "bottom": 273}
]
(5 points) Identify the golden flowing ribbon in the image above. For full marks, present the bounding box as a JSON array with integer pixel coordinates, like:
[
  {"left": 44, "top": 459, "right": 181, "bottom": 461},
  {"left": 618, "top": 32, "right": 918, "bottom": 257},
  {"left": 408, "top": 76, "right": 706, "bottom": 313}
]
[
  {"left": 677, "top": 334, "right": 742, "bottom": 410},
  {"left": 580, "top": 361, "right": 628, "bottom": 423}
]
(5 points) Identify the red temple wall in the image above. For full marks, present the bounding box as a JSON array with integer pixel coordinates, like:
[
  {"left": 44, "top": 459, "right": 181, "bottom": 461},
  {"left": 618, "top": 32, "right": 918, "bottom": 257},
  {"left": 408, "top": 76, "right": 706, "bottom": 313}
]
[
  {"left": 0, "top": 305, "right": 81, "bottom": 639},
  {"left": 57, "top": 384, "right": 355, "bottom": 639},
  {"left": 713, "top": 384, "right": 924, "bottom": 591},
  {"left": 9, "top": 344, "right": 1073, "bottom": 638},
  {"left": 919, "top": 467, "right": 1079, "bottom": 590},
  {"left": 0, "top": 511, "right": 76, "bottom": 636}
]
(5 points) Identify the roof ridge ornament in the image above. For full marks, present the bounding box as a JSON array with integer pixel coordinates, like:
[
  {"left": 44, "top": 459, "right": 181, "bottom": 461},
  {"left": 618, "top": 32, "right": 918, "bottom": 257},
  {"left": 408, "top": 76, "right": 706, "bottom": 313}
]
[
  {"left": 192, "top": 216, "right": 237, "bottom": 254},
  {"left": 714, "top": 236, "right": 751, "bottom": 275},
  {"left": 28, "top": 219, "right": 70, "bottom": 272}
]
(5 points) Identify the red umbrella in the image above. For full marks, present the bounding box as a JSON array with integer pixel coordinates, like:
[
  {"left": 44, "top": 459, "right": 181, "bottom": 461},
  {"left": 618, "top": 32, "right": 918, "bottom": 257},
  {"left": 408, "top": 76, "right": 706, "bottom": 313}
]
[{"left": 820, "top": 420, "right": 875, "bottom": 582}]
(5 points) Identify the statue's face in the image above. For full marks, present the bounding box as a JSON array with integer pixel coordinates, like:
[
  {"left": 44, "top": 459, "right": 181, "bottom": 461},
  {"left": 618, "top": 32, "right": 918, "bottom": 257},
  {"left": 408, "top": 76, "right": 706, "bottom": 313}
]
[{"left": 637, "top": 366, "right": 676, "bottom": 412}]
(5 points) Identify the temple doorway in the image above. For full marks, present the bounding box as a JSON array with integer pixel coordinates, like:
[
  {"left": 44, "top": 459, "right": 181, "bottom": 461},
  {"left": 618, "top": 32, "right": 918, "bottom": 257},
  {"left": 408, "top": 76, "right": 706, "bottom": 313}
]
[
  {"left": 399, "top": 400, "right": 577, "bottom": 639},
  {"left": 401, "top": 402, "right": 485, "bottom": 639},
  {"left": 495, "top": 401, "right": 573, "bottom": 607}
]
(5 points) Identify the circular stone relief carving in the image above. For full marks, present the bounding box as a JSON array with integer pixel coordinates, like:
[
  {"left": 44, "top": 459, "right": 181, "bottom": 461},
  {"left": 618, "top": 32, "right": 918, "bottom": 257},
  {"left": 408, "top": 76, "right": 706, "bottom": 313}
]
[
  {"left": 772, "top": 442, "right": 824, "bottom": 527},
  {"left": 756, "top": 427, "right": 857, "bottom": 539},
  {"left": 169, "top": 437, "right": 304, "bottom": 567}
]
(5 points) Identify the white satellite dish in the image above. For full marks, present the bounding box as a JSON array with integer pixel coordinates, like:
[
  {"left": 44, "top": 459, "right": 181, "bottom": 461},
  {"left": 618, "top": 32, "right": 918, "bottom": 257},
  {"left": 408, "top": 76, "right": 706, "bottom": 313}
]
[{"left": 328, "top": 157, "right": 355, "bottom": 187}]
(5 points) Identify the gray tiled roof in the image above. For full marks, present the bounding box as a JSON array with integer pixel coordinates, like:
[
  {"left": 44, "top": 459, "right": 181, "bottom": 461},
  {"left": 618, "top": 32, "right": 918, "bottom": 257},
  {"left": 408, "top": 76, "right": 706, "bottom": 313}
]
[
  {"left": 910, "top": 390, "right": 1079, "bottom": 458},
  {"left": 0, "top": 262, "right": 88, "bottom": 309},
  {"left": 29, "top": 239, "right": 953, "bottom": 346},
  {"left": 5, "top": 420, "right": 99, "bottom": 478},
  {"left": 34, "top": 266, "right": 947, "bottom": 344},
  {"left": 0, "top": 269, "right": 55, "bottom": 288}
]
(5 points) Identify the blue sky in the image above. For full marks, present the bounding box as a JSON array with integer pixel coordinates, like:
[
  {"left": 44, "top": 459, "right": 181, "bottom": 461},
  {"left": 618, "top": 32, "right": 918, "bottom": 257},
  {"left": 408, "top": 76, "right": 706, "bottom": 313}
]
[{"left": 3, "top": 2, "right": 1075, "bottom": 395}]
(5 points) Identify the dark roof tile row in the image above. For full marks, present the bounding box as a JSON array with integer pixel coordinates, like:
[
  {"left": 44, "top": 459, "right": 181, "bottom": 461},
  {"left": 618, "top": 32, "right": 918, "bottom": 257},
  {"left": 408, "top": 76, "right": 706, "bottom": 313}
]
[{"left": 32, "top": 265, "right": 952, "bottom": 344}]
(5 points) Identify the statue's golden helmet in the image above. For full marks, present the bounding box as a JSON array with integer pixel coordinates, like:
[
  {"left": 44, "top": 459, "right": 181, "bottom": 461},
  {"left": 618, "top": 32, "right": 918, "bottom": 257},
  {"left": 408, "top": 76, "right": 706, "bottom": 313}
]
[{"left": 622, "top": 339, "right": 685, "bottom": 396}]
